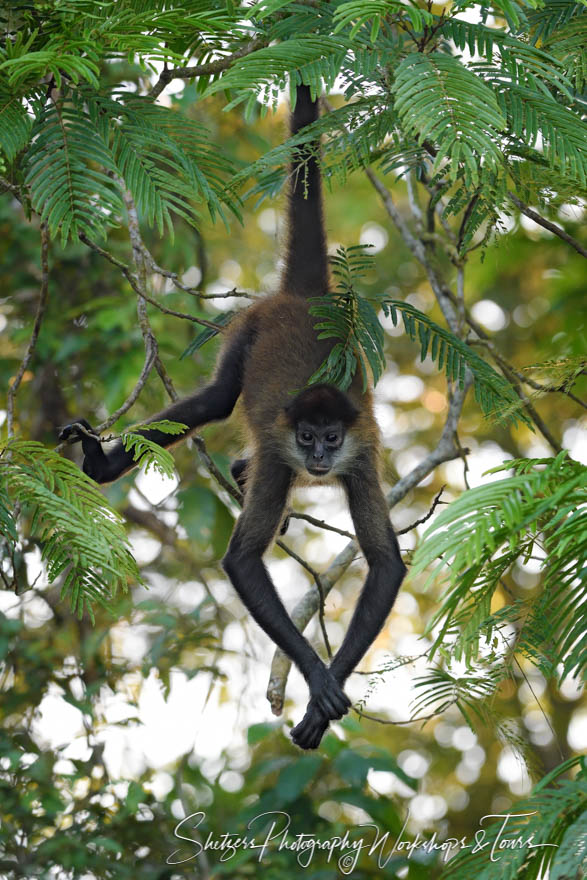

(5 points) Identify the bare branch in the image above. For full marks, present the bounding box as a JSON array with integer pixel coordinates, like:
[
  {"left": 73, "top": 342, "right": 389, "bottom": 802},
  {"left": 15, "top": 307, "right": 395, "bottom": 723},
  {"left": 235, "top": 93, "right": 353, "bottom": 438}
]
[
  {"left": 442, "top": 288, "right": 564, "bottom": 452},
  {"left": 132, "top": 288, "right": 227, "bottom": 332},
  {"left": 7, "top": 223, "right": 50, "bottom": 437},
  {"left": 396, "top": 486, "right": 446, "bottom": 536},
  {"left": 155, "top": 356, "right": 178, "bottom": 402},
  {"left": 276, "top": 539, "right": 333, "bottom": 660},
  {"left": 148, "top": 37, "right": 269, "bottom": 100},
  {"left": 364, "top": 167, "right": 461, "bottom": 334},
  {"left": 508, "top": 192, "right": 587, "bottom": 259},
  {"left": 79, "top": 234, "right": 234, "bottom": 331},
  {"left": 288, "top": 511, "right": 355, "bottom": 540},
  {"left": 134, "top": 241, "right": 254, "bottom": 300},
  {"left": 0, "top": 176, "right": 21, "bottom": 198}
]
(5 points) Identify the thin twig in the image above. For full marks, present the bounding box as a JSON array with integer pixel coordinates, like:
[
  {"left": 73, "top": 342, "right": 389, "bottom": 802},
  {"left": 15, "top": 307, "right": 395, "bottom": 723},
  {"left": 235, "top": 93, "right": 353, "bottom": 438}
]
[
  {"left": 7, "top": 223, "right": 50, "bottom": 437},
  {"left": 353, "top": 706, "right": 437, "bottom": 726},
  {"left": 288, "top": 511, "right": 355, "bottom": 540},
  {"left": 133, "top": 241, "right": 253, "bottom": 300},
  {"left": 0, "top": 176, "right": 21, "bottom": 198},
  {"left": 508, "top": 192, "right": 587, "bottom": 259},
  {"left": 365, "top": 166, "right": 461, "bottom": 334},
  {"left": 191, "top": 434, "right": 242, "bottom": 505},
  {"left": 276, "top": 539, "right": 333, "bottom": 660},
  {"left": 80, "top": 234, "right": 236, "bottom": 330},
  {"left": 441, "top": 289, "right": 563, "bottom": 451},
  {"left": 133, "top": 288, "right": 227, "bottom": 332},
  {"left": 155, "top": 356, "right": 178, "bottom": 401},
  {"left": 396, "top": 486, "right": 445, "bottom": 535}
]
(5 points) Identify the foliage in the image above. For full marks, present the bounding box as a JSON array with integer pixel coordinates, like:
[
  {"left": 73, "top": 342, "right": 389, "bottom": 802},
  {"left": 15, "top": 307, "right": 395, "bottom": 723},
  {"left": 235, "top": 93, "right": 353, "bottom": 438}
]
[
  {"left": 0, "top": 2, "right": 585, "bottom": 879},
  {"left": 309, "top": 245, "right": 529, "bottom": 426},
  {"left": 411, "top": 451, "right": 587, "bottom": 680},
  {"left": 407, "top": 452, "right": 587, "bottom": 880},
  {"left": 0, "top": 0, "right": 585, "bottom": 246},
  {"left": 441, "top": 756, "right": 587, "bottom": 880},
  {"left": 121, "top": 418, "right": 187, "bottom": 479},
  {"left": 308, "top": 244, "right": 387, "bottom": 391},
  {"left": 0, "top": 438, "right": 140, "bottom": 620}
]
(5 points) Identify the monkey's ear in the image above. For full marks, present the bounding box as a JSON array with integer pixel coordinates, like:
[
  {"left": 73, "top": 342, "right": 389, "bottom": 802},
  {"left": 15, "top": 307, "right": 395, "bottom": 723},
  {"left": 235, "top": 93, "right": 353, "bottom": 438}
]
[{"left": 284, "top": 384, "right": 359, "bottom": 427}]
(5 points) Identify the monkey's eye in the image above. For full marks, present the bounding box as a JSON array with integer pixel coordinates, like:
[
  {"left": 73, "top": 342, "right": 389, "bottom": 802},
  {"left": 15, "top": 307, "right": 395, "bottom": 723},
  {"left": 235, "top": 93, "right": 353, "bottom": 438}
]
[
  {"left": 325, "top": 433, "right": 339, "bottom": 444},
  {"left": 300, "top": 432, "right": 313, "bottom": 444}
]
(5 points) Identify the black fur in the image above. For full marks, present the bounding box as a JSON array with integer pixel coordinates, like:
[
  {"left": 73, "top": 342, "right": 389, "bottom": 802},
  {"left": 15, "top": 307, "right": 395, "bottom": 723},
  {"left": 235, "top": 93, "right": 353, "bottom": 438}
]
[
  {"left": 281, "top": 85, "right": 328, "bottom": 298},
  {"left": 284, "top": 383, "right": 358, "bottom": 429}
]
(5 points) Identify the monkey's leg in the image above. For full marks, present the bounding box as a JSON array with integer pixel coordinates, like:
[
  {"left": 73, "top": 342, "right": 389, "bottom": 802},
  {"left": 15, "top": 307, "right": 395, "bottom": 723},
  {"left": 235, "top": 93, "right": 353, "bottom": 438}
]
[
  {"left": 292, "top": 458, "right": 406, "bottom": 749},
  {"left": 231, "top": 457, "right": 290, "bottom": 534},
  {"left": 222, "top": 457, "right": 351, "bottom": 726},
  {"left": 330, "top": 461, "right": 407, "bottom": 684},
  {"left": 60, "top": 323, "right": 253, "bottom": 484}
]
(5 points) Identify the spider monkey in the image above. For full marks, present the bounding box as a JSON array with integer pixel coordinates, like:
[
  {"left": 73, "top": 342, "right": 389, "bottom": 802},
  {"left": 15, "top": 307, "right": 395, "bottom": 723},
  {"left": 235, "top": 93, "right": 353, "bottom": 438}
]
[{"left": 60, "top": 84, "right": 407, "bottom": 749}]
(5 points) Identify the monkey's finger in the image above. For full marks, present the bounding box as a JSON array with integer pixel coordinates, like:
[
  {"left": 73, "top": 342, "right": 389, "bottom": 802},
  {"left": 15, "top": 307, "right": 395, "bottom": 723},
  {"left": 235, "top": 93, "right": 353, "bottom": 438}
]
[
  {"left": 292, "top": 711, "right": 329, "bottom": 749},
  {"left": 59, "top": 425, "right": 81, "bottom": 442},
  {"left": 59, "top": 418, "right": 96, "bottom": 443},
  {"left": 316, "top": 688, "right": 350, "bottom": 720}
]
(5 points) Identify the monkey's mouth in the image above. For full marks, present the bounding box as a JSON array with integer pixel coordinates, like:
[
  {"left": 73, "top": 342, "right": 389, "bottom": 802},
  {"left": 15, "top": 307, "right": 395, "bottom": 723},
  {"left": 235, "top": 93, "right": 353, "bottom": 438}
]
[{"left": 307, "top": 465, "right": 331, "bottom": 476}]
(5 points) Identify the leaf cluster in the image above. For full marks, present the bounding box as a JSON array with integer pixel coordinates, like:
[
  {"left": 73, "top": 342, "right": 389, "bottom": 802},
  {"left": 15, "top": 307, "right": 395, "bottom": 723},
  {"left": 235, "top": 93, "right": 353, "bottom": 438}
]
[
  {"left": 308, "top": 244, "right": 527, "bottom": 425},
  {"left": 2, "top": 0, "right": 585, "bottom": 246},
  {"left": 0, "top": 438, "right": 141, "bottom": 619},
  {"left": 411, "top": 451, "right": 587, "bottom": 681},
  {"left": 121, "top": 418, "right": 187, "bottom": 479}
]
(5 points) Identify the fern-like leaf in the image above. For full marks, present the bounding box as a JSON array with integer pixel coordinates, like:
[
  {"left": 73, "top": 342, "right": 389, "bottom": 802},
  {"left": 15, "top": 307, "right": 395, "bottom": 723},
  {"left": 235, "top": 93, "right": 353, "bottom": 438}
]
[
  {"left": 393, "top": 53, "right": 506, "bottom": 185},
  {"left": 1, "top": 439, "right": 142, "bottom": 620},
  {"left": 121, "top": 419, "right": 187, "bottom": 479},
  {"left": 24, "top": 100, "right": 123, "bottom": 244},
  {"left": 0, "top": 91, "right": 31, "bottom": 161},
  {"left": 411, "top": 453, "right": 587, "bottom": 680}
]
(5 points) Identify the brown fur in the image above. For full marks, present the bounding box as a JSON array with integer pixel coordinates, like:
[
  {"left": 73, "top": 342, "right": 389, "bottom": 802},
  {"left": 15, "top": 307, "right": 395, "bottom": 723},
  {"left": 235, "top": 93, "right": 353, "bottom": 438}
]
[{"left": 223, "top": 292, "right": 381, "bottom": 481}]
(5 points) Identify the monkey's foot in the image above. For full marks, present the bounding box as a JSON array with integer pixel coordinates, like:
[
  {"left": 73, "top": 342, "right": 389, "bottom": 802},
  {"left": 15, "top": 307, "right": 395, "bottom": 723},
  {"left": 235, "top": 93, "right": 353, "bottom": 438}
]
[
  {"left": 307, "top": 664, "right": 351, "bottom": 721},
  {"left": 58, "top": 419, "right": 110, "bottom": 483},
  {"left": 291, "top": 704, "right": 330, "bottom": 750},
  {"left": 59, "top": 418, "right": 99, "bottom": 444}
]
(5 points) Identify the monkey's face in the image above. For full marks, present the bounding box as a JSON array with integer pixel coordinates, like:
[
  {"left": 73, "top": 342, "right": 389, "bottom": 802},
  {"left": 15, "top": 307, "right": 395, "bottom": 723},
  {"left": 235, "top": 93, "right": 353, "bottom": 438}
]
[{"left": 295, "top": 420, "right": 345, "bottom": 477}]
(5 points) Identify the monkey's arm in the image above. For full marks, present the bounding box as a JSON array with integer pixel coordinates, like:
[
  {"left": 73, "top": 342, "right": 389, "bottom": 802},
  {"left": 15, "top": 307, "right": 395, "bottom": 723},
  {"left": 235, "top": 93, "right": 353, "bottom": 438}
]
[
  {"left": 59, "top": 323, "right": 253, "bottom": 484},
  {"left": 222, "top": 455, "right": 351, "bottom": 725},
  {"left": 291, "top": 459, "right": 406, "bottom": 749},
  {"left": 330, "top": 463, "right": 407, "bottom": 684}
]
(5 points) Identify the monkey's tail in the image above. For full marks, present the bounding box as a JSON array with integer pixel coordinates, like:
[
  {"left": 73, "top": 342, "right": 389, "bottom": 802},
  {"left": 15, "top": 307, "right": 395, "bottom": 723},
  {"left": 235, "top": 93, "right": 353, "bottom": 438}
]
[{"left": 280, "top": 83, "right": 329, "bottom": 299}]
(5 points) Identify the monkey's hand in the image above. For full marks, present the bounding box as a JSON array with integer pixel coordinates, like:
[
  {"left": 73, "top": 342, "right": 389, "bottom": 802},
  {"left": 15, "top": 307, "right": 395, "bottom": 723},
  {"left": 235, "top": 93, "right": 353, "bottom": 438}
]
[
  {"left": 59, "top": 419, "right": 111, "bottom": 483},
  {"left": 306, "top": 663, "right": 351, "bottom": 722},
  {"left": 291, "top": 704, "right": 330, "bottom": 750}
]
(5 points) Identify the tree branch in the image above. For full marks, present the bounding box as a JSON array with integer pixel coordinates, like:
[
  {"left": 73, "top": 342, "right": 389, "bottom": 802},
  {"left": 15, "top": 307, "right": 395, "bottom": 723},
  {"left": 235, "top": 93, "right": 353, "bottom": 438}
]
[
  {"left": 148, "top": 37, "right": 269, "bottom": 100},
  {"left": 79, "top": 235, "right": 233, "bottom": 332},
  {"left": 508, "top": 192, "right": 587, "bottom": 259},
  {"left": 7, "top": 223, "right": 50, "bottom": 437}
]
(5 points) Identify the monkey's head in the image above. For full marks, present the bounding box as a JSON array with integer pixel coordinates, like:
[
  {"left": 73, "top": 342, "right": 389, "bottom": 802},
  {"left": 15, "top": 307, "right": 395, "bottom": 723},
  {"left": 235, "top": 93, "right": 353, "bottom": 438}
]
[{"left": 284, "top": 384, "right": 358, "bottom": 477}]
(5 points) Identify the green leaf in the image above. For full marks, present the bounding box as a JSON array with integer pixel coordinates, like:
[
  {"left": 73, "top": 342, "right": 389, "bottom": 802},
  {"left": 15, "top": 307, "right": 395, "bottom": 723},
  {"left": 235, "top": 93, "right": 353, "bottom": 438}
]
[
  {"left": 274, "top": 755, "right": 323, "bottom": 803},
  {"left": 1, "top": 438, "right": 141, "bottom": 619},
  {"left": 177, "top": 487, "right": 234, "bottom": 559}
]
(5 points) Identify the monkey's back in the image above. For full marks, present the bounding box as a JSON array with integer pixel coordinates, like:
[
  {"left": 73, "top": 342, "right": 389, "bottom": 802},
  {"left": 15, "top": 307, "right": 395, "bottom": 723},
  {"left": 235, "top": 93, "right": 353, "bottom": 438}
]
[{"left": 235, "top": 293, "right": 376, "bottom": 442}]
